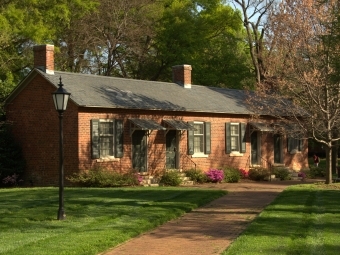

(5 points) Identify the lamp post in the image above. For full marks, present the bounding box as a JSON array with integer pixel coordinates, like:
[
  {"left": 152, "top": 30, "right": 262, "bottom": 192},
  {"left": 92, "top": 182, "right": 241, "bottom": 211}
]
[{"left": 52, "top": 77, "right": 71, "bottom": 220}]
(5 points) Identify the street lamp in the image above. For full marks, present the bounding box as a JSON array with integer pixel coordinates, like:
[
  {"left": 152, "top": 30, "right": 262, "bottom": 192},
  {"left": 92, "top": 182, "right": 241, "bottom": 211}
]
[{"left": 52, "top": 77, "right": 71, "bottom": 220}]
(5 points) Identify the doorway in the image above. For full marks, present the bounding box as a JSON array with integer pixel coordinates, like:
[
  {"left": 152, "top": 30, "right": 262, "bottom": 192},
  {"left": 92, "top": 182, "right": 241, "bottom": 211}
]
[
  {"left": 251, "top": 131, "right": 259, "bottom": 165},
  {"left": 132, "top": 130, "right": 147, "bottom": 172},
  {"left": 166, "top": 130, "right": 177, "bottom": 169},
  {"left": 274, "top": 134, "right": 283, "bottom": 164}
]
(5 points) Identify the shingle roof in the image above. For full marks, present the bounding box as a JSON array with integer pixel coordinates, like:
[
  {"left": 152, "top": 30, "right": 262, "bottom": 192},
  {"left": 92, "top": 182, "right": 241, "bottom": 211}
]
[{"left": 39, "top": 69, "right": 253, "bottom": 114}]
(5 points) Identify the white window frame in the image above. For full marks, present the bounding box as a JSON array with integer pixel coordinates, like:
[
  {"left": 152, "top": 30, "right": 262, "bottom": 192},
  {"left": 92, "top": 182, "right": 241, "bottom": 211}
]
[
  {"left": 99, "top": 119, "right": 115, "bottom": 159},
  {"left": 230, "top": 123, "right": 240, "bottom": 152},
  {"left": 193, "top": 122, "right": 205, "bottom": 155}
]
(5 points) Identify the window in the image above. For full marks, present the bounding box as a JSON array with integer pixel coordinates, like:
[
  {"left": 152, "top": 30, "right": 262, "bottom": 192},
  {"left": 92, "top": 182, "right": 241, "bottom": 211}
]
[
  {"left": 225, "top": 123, "right": 246, "bottom": 154},
  {"left": 287, "top": 137, "right": 303, "bottom": 154},
  {"left": 187, "top": 121, "right": 211, "bottom": 155},
  {"left": 91, "top": 119, "right": 124, "bottom": 159},
  {"left": 230, "top": 124, "right": 240, "bottom": 151},
  {"left": 194, "top": 123, "right": 204, "bottom": 153}
]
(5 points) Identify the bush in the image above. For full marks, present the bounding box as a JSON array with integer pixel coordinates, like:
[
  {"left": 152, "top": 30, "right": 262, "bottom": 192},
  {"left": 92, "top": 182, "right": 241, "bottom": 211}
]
[
  {"left": 273, "top": 167, "right": 291, "bottom": 180},
  {"left": 308, "top": 166, "right": 326, "bottom": 178},
  {"left": 222, "top": 166, "right": 240, "bottom": 183},
  {"left": 184, "top": 169, "right": 207, "bottom": 184},
  {"left": 239, "top": 168, "right": 249, "bottom": 179},
  {"left": 205, "top": 169, "right": 224, "bottom": 183},
  {"left": 67, "top": 167, "right": 140, "bottom": 187},
  {"left": 248, "top": 167, "right": 270, "bottom": 181},
  {"left": 159, "top": 170, "right": 182, "bottom": 186},
  {"left": 0, "top": 122, "right": 25, "bottom": 186}
]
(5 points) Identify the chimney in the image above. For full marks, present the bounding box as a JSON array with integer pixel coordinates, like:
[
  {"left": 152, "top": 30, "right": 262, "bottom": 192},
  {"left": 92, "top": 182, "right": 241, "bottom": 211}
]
[
  {"left": 33, "top": 44, "right": 54, "bottom": 75},
  {"left": 172, "top": 64, "right": 192, "bottom": 88}
]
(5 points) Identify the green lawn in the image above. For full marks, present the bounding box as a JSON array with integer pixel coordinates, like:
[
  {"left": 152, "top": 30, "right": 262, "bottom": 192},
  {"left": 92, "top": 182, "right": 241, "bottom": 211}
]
[
  {"left": 222, "top": 183, "right": 340, "bottom": 255},
  {"left": 0, "top": 187, "right": 226, "bottom": 255}
]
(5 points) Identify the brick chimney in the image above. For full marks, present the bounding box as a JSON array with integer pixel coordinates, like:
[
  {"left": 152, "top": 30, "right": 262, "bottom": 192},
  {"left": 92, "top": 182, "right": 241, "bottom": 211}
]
[
  {"left": 172, "top": 65, "right": 192, "bottom": 88},
  {"left": 33, "top": 44, "right": 54, "bottom": 75}
]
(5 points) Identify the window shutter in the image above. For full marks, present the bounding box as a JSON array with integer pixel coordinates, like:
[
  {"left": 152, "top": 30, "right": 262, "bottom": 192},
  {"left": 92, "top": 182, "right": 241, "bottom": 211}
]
[
  {"left": 287, "top": 137, "right": 292, "bottom": 152},
  {"left": 115, "top": 119, "right": 124, "bottom": 158},
  {"left": 91, "top": 119, "right": 100, "bottom": 159},
  {"left": 204, "top": 122, "right": 211, "bottom": 154},
  {"left": 187, "top": 121, "right": 194, "bottom": 155},
  {"left": 225, "top": 123, "right": 231, "bottom": 153},
  {"left": 298, "top": 139, "right": 303, "bottom": 151},
  {"left": 240, "top": 123, "right": 246, "bottom": 153}
]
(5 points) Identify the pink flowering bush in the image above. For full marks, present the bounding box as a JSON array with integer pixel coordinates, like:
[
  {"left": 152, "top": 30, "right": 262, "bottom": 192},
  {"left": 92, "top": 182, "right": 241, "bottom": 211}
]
[
  {"left": 298, "top": 172, "right": 306, "bottom": 179},
  {"left": 205, "top": 169, "right": 224, "bottom": 183},
  {"left": 239, "top": 168, "right": 249, "bottom": 179},
  {"left": 2, "top": 174, "right": 23, "bottom": 187}
]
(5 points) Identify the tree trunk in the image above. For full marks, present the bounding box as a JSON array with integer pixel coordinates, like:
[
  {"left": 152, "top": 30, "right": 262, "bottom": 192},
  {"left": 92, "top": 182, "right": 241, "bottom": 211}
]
[{"left": 325, "top": 146, "right": 333, "bottom": 184}]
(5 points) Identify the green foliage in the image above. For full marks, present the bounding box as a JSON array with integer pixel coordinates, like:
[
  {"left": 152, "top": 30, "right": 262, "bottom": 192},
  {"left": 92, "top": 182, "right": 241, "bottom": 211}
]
[
  {"left": 159, "top": 170, "right": 182, "bottom": 186},
  {"left": 222, "top": 166, "right": 240, "bottom": 183},
  {"left": 273, "top": 167, "right": 291, "bottom": 181},
  {"left": 248, "top": 167, "right": 270, "bottom": 181},
  {"left": 184, "top": 168, "right": 207, "bottom": 184},
  {"left": 0, "top": 122, "right": 25, "bottom": 186},
  {"left": 67, "top": 167, "right": 139, "bottom": 187},
  {"left": 308, "top": 166, "right": 326, "bottom": 178}
]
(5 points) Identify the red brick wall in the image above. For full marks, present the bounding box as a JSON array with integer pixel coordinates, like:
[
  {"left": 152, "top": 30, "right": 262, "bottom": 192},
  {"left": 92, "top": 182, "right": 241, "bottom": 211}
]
[
  {"left": 77, "top": 111, "right": 256, "bottom": 175},
  {"left": 5, "top": 73, "right": 78, "bottom": 186},
  {"left": 6, "top": 74, "right": 308, "bottom": 186}
]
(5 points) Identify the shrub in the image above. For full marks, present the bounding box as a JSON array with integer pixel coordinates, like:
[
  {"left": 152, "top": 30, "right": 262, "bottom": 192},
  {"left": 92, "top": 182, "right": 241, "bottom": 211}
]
[
  {"left": 0, "top": 122, "right": 25, "bottom": 186},
  {"left": 298, "top": 171, "right": 306, "bottom": 179},
  {"left": 239, "top": 168, "right": 249, "bottom": 179},
  {"left": 248, "top": 167, "right": 270, "bottom": 181},
  {"left": 159, "top": 170, "right": 182, "bottom": 186},
  {"left": 222, "top": 166, "right": 240, "bottom": 183},
  {"left": 67, "top": 167, "right": 140, "bottom": 187},
  {"left": 273, "top": 167, "right": 291, "bottom": 180},
  {"left": 184, "top": 169, "right": 207, "bottom": 184},
  {"left": 308, "top": 166, "right": 326, "bottom": 178},
  {"left": 205, "top": 169, "right": 224, "bottom": 183}
]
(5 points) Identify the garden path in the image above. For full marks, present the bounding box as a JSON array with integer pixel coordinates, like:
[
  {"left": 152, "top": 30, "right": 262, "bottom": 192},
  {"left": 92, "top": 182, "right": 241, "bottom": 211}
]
[{"left": 101, "top": 180, "right": 319, "bottom": 255}]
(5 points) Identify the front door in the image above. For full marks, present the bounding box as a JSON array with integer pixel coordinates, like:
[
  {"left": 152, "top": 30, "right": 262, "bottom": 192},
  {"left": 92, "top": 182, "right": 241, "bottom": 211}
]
[
  {"left": 166, "top": 130, "right": 177, "bottom": 169},
  {"left": 251, "top": 131, "right": 259, "bottom": 165},
  {"left": 132, "top": 130, "right": 147, "bottom": 172},
  {"left": 274, "top": 134, "right": 282, "bottom": 164}
]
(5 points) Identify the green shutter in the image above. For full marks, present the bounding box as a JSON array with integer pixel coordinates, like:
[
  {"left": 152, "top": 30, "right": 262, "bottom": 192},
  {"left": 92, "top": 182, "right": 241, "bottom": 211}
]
[
  {"left": 115, "top": 119, "right": 124, "bottom": 158},
  {"left": 225, "top": 123, "right": 231, "bottom": 153},
  {"left": 298, "top": 139, "right": 303, "bottom": 151},
  {"left": 287, "top": 137, "right": 292, "bottom": 152},
  {"left": 204, "top": 122, "right": 211, "bottom": 154},
  {"left": 240, "top": 123, "right": 246, "bottom": 153},
  {"left": 187, "top": 121, "right": 194, "bottom": 155},
  {"left": 91, "top": 119, "right": 100, "bottom": 159}
]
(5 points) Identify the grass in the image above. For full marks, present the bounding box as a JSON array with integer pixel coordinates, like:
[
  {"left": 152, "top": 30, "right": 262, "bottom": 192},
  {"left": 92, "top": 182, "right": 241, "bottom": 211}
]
[
  {"left": 222, "top": 183, "right": 340, "bottom": 255},
  {"left": 0, "top": 187, "right": 226, "bottom": 255}
]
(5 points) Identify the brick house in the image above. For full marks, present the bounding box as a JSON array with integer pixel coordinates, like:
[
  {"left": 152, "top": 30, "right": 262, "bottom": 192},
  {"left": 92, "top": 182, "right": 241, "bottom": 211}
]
[{"left": 4, "top": 45, "right": 308, "bottom": 186}]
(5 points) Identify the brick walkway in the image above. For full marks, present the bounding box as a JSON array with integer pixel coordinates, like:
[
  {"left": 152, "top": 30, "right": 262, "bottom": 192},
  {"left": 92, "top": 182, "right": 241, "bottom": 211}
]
[{"left": 101, "top": 181, "right": 310, "bottom": 255}]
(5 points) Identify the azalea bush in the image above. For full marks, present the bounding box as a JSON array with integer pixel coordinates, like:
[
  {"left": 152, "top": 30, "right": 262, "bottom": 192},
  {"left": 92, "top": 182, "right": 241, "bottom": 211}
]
[
  {"left": 239, "top": 168, "right": 249, "bottom": 179},
  {"left": 205, "top": 169, "right": 224, "bottom": 183},
  {"left": 298, "top": 171, "right": 306, "bottom": 179},
  {"left": 2, "top": 173, "right": 23, "bottom": 187}
]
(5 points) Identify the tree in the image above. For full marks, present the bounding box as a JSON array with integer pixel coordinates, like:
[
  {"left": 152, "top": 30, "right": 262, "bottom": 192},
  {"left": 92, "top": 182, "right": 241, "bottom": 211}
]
[
  {"left": 0, "top": 0, "right": 97, "bottom": 113},
  {"left": 231, "top": 0, "right": 276, "bottom": 86},
  {"left": 251, "top": 0, "right": 340, "bottom": 184}
]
